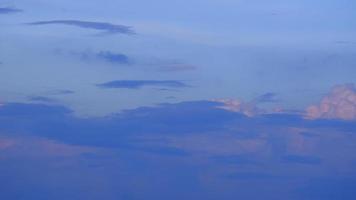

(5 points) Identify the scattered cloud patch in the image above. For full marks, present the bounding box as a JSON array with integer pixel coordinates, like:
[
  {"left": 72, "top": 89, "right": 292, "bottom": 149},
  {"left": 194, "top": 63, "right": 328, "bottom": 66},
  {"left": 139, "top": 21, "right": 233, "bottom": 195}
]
[
  {"left": 144, "top": 58, "right": 198, "bottom": 72},
  {"left": 0, "top": 7, "right": 22, "bottom": 14},
  {"left": 47, "top": 90, "right": 75, "bottom": 95},
  {"left": 97, "top": 80, "right": 189, "bottom": 89},
  {"left": 306, "top": 84, "right": 356, "bottom": 120},
  {"left": 253, "top": 92, "right": 278, "bottom": 103},
  {"left": 27, "top": 20, "right": 135, "bottom": 35},
  {"left": 65, "top": 50, "right": 131, "bottom": 65},
  {"left": 212, "top": 99, "right": 264, "bottom": 117},
  {"left": 213, "top": 93, "right": 278, "bottom": 116},
  {"left": 97, "top": 51, "right": 130, "bottom": 64}
]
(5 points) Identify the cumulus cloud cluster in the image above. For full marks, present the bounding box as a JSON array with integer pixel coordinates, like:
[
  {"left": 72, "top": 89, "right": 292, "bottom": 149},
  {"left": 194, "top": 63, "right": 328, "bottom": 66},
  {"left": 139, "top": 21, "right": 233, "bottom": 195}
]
[{"left": 306, "top": 84, "right": 356, "bottom": 120}]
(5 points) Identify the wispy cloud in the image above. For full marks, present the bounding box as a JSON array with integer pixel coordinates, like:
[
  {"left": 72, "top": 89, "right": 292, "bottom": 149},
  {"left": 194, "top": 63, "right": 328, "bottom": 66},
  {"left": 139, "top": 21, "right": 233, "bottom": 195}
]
[
  {"left": 95, "top": 51, "right": 130, "bottom": 64},
  {"left": 27, "top": 20, "right": 135, "bottom": 35},
  {"left": 47, "top": 90, "right": 75, "bottom": 95},
  {"left": 212, "top": 99, "right": 262, "bottom": 117},
  {"left": 253, "top": 92, "right": 278, "bottom": 103},
  {"left": 57, "top": 49, "right": 131, "bottom": 65},
  {"left": 0, "top": 7, "right": 22, "bottom": 14},
  {"left": 28, "top": 96, "right": 55, "bottom": 103},
  {"left": 158, "top": 63, "right": 197, "bottom": 72},
  {"left": 143, "top": 58, "right": 198, "bottom": 72},
  {"left": 97, "top": 80, "right": 189, "bottom": 89},
  {"left": 212, "top": 93, "right": 278, "bottom": 116}
]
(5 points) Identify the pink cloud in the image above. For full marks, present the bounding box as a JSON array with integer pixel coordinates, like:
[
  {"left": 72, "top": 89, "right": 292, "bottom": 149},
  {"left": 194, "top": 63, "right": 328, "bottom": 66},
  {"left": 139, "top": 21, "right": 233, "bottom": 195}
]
[
  {"left": 306, "top": 84, "right": 356, "bottom": 120},
  {"left": 212, "top": 99, "right": 263, "bottom": 117}
]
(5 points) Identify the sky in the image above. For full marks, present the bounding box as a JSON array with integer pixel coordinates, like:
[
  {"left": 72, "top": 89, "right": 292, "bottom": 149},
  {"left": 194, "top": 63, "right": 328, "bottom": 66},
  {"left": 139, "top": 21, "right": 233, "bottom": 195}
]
[{"left": 0, "top": 0, "right": 356, "bottom": 199}]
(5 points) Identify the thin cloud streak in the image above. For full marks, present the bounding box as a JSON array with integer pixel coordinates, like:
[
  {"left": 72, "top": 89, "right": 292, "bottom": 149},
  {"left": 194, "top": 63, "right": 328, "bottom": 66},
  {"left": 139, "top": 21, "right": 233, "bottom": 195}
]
[
  {"left": 97, "top": 80, "right": 189, "bottom": 89},
  {"left": 0, "top": 7, "right": 22, "bottom": 14},
  {"left": 27, "top": 20, "right": 135, "bottom": 35}
]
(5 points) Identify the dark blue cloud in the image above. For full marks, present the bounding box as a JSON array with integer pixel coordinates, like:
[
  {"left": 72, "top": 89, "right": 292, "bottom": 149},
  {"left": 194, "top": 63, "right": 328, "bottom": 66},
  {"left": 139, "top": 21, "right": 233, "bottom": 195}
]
[
  {"left": 0, "top": 101, "right": 355, "bottom": 200},
  {"left": 47, "top": 90, "right": 75, "bottom": 95},
  {"left": 0, "top": 7, "right": 22, "bottom": 14},
  {"left": 0, "top": 101, "right": 235, "bottom": 146},
  {"left": 1, "top": 101, "right": 355, "bottom": 148},
  {"left": 97, "top": 51, "right": 130, "bottom": 64},
  {"left": 97, "top": 80, "right": 189, "bottom": 89},
  {"left": 27, "top": 20, "right": 135, "bottom": 35},
  {"left": 254, "top": 92, "right": 278, "bottom": 103},
  {"left": 65, "top": 50, "right": 131, "bottom": 65}
]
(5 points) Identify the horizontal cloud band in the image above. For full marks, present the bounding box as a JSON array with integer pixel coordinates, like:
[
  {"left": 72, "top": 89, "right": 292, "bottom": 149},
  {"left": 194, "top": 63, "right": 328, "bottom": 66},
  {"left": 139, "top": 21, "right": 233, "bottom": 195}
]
[
  {"left": 0, "top": 7, "right": 22, "bottom": 14},
  {"left": 97, "top": 80, "right": 189, "bottom": 89},
  {"left": 27, "top": 20, "right": 135, "bottom": 35}
]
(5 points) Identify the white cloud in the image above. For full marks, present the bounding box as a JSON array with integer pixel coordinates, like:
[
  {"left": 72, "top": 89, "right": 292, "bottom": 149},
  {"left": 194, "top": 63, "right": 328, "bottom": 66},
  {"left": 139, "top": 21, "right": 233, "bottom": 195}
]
[
  {"left": 306, "top": 84, "right": 356, "bottom": 120},
  {"left": 212, "top": 99, "right": 263, "bottom": 117}
]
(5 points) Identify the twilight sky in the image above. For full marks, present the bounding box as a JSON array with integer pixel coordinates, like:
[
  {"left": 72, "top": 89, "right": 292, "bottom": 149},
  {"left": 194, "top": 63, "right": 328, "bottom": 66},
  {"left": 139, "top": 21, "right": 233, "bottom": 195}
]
[{"left": 0, "top": 0, "right": 356, "bottom": 199}]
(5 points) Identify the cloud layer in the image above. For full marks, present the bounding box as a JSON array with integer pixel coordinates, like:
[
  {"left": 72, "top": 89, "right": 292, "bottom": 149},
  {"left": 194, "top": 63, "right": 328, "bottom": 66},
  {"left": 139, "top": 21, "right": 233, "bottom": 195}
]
[
  {"left": 27, "top": 20, "right": 135, "bottom": 35},
  {"left": 306, "top": 84, "right": 356, "bottom": 120},
  {"left": 0, "top": 100, "right": 355, "bottom": 200},
  {"left": 97, "top": 80, "right": 189, "bottom": 89},
  {"left": 0, "top": 7, "right": 22, "bottom": 14}
]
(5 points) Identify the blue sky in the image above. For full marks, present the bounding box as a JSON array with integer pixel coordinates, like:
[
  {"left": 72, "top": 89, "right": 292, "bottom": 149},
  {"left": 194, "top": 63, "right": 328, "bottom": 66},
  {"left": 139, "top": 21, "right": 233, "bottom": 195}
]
[{"left": 0, "top": 0, "right": 356, "bottom": 199}]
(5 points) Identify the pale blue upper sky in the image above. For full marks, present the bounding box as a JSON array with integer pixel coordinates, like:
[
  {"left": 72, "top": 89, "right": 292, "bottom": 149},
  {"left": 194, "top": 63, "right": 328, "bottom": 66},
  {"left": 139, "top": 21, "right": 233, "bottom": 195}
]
[{"left": 1, "top": 0, "right": 356, "bottom": 115}]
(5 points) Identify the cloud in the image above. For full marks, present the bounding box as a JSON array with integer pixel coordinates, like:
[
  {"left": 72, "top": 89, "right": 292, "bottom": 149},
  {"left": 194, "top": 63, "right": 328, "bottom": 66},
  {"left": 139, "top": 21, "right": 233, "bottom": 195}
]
[
  {"left": 306, "top": 84, "right": 356, "bottom": 120},
  {"left": 212, "top": 93, "right": 278, "bottom": 116},
  {"left": 253, "top": 92, "right": 278, "bottom": 103},
  {"left": 61, "top": 49, "right": 131, "bottom": 65},
  {"left": 47, "top": 90, "right": 75, "bottom": 95},
  {"left": 159, "top": 63, "right": 197, "bottom": 72},
  {"left": 27, "top": 20, "right": 135, "bottom": 35},
  {"left": 0, "top": 7, "right": 22, "bottom": 14},
  {"left": 95, "top": 51, "right": 130, "bottom": 64},
  {"left": 97, "top": 80, "right": 189, "bottom": 89},
  {"left": 212, "top": 99, "right": 264, "bottom": 117},
  {"left": 28, "top": 96, "right": 55, "bottom": 103},
  {"left": 155, "top": 62, "right": 197, "bottom": 72}
]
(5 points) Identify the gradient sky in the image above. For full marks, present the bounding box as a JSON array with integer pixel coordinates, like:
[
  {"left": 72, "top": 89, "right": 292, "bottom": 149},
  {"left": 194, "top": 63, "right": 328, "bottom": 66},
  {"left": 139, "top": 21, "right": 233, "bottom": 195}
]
[{"left": 1, "top": 0, "right": 356, "bottom": 199}]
